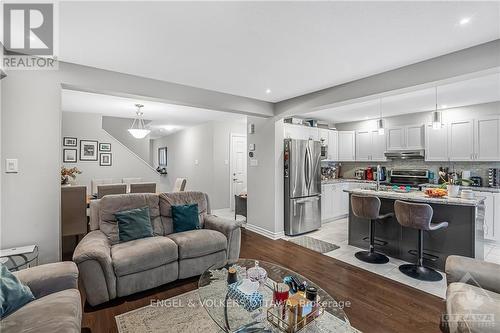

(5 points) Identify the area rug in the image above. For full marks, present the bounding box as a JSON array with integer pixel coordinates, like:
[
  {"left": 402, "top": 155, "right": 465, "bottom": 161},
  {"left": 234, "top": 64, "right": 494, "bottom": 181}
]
[
  {"left": 115, "top": 289, "right": 360, "bottom": 333},
  {"left": 288, "top": 236, "right": 340, "bottom": 253}
]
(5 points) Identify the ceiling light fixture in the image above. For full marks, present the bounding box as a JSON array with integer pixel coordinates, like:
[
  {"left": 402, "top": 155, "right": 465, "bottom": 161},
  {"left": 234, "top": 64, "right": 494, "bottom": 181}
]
[
  {"left": 377, "top": 98, "right": 385, "bottom": 135},
  {"left": 265, "top": 88, "right": 272, "bottom": 94},
  {"left": 128, "top": 104, "right": 151, "bottom": 139},
  {"left": 432, "top": 87, "right": 443, "bottom": 130},
  {"left": 459, "top": 17, "right": 471, "bottom": 25}
]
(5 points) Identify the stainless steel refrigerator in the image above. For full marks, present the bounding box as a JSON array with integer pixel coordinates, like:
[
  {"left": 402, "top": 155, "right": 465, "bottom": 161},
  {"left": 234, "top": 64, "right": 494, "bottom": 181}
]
[{"left": 284, "top": 139, "right": 322, "bottom": 236}]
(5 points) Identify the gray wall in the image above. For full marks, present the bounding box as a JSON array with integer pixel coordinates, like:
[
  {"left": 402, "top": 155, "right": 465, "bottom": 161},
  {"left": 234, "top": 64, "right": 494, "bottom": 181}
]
[
  {"left": 1, "top": 61, "right": 271, "bottom": 264},
  {"left": 151, "top": 118, "right": 246, "bottom": 209},
  {"left": 102, "top": 116, "right": 152, "bottom": 163},
  {"left": 62, "top": 112, "right": 164, "bottom": 194}
]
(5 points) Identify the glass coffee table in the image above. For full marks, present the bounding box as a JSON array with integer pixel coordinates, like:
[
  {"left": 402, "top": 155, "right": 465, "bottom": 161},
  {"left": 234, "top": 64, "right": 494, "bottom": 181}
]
[{"left": 198, "top": 259, "right": 352, "bottom": 333}]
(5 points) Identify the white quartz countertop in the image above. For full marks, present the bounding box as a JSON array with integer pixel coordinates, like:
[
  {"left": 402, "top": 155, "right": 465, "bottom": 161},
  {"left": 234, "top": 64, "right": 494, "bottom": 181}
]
[
  {"left": 344, "top": 188, "right": 485, "bottom": 207},
  {"left": 321, "top": 178, "right": 377, "bottom": 185}
]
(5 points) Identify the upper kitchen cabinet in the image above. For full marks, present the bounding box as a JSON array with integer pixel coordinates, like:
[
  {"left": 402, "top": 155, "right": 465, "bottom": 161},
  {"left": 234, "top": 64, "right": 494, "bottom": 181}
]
[
  {"left": 284, "top": 123, "right": 319, "bottom": 141},
  {"left": 425, "top": 124, "right": 448, "bottom": 161},
  {"left": 328, "top": 130, "right": 339, "bottom": 161},
  {"left": 387, "top": 125, "right": 424, "bottom": 150},
  {"left": 475, "top": 116, "right": 500, "bottom": 161},
  {"left": 338, "top": 131, "right": 355, "bottom": 161},
  {"left": 356, "top": 130, "right": 386, "bottom": 161},
  {"left": 448, "top": 120, "right": 474, "bottom": 161}
]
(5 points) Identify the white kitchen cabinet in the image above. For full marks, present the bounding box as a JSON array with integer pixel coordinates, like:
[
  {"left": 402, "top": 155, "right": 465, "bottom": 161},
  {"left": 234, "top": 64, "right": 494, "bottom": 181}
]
[
  {"left": 475, "top": 117, "right": 500, "bottom": 161},
  {"left": 448, "top": 120, "right": 474, "bottom": 161},
  {"left": 387, "top": 125, "right": 424, "bottom": 150},
  {"left": 321, "top": 182, "right": 351, "bottom": 221},
  {"left": 328, "top": 130, "right": 339, "bottom": 161},
  {"left": 425, "top": 124, "right": 449, "bottom": 161},
  {"left": 355, "top": 130, "right": 386, "bottom": 161},
  {"left": 355, "top": 130, "right": 372, "bottom": 161},
  {"left": 479, "top": 192, "right": 500, "bottom": 242},
  {"left": 337, "top": 131, "right": 356, "bottom": 161},
  {"left": 406, "top": 125, "right": 425, "bottom": 149},
  {"left": 387, "top": 127, "right": 405, "bottom": 150},
  {"left": 283, "top": 124, "right": 319, "bottom": 141}
]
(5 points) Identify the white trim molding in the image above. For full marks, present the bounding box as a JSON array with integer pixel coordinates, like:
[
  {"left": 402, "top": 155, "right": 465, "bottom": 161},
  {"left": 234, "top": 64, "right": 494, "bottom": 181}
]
[{"left": 244, "top": 223, "right": 285, "bottom": 240}]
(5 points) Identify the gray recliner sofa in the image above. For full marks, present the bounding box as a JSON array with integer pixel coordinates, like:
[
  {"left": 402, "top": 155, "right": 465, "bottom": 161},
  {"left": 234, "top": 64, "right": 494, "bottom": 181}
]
[
  {"left": 443, "top": 255, "right": 500, "bottom": 333},
  {"left": 73, "top": 191, "right": 242, "bottom": 306},
  {"left": 0, "top": 262, "right": 81, "bottom": 333}
]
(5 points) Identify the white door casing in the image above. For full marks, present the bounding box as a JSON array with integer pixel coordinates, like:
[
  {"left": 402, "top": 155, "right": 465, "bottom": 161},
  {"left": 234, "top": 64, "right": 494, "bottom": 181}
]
[{"left": 230, "top": 134, "right": 247, "bottom": 210}]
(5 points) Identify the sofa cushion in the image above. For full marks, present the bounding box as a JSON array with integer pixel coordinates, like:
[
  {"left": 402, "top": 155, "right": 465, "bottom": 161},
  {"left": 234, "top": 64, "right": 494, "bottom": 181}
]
[
  {"left": 99, "top": 193, "right": 161, "bottom": 244},
  {"left": 168, "top": 229, "right": 227, "bottom": 260},
  {"left": 115, "top": 206, "right": 153, "bottom": 242},
  {"left": 111, "top": 236, "right": 178, "bottom": 276},
  {"left": 172, "top": 203, "right": 200, "bottom": 233},
  {"left": 0, "top": 289, "right": 81, "bottom": 333},
  {"left": 0, "top": 264, "right": 35, "bottom": 318},
  {"left": 159, "top": 192, "right": 208, "bottom": 235}
]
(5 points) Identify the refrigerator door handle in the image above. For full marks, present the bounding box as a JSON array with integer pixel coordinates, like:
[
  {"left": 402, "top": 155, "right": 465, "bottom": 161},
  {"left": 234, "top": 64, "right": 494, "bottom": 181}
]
[
  {"left": 304, "top": 145, "right": 310, "bottom": 191},
  {"left": 307, "top": 142, "right": 313, "bottom": 193},
  {"left": 295, "top": 197, "right": 320, "bottom": 204}
]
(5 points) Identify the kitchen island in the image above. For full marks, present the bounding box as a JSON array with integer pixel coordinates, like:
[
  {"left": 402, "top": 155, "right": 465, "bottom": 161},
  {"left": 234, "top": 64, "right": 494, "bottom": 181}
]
[{"left": 345, "top": 188, "right": 485, "bottom": 270}]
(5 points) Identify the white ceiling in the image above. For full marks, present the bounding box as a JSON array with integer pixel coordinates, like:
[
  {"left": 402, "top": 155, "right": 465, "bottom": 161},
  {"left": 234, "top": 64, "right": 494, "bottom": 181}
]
[
  {"left": 301, "top": 72, "right": 500, "bottom": 123},
  {"left": 61, "top": 89, "right": 245, "bottom": 138},
  {"left": 59, "top": 1, "right": 500, "bottom": 102}
]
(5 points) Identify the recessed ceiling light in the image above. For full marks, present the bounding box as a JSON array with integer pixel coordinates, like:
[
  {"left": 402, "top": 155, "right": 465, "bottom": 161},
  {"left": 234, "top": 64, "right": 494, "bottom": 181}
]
[
  {"left": 265, "top": 89, "right": 272, "bottom": 94},
  {"left": 459, "top": 17, "right": 471, "bottom": 25}
]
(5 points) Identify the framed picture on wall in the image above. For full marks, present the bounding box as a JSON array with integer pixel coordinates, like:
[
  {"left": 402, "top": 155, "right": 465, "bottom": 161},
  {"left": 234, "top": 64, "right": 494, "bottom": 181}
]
[
  {"left": 99, "top": 143, "right": 111, "bottom": 151},
  {"left": 79, "top": 140, "right": 98, "bottom": 161},
  {"left": 63, "top": 149, "right": 77, "bottom": 163},
  {"left": 99, "top": 153, "right": 112, "bottom": 166},
  {"left": 63, "top": 137, "right": 77, "bottom": 147}
]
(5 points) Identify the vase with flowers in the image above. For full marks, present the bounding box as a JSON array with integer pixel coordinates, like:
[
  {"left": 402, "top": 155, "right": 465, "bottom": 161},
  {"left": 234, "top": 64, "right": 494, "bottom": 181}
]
[{"left": 61, "top": 167, "right": 82, "bottom": 185}]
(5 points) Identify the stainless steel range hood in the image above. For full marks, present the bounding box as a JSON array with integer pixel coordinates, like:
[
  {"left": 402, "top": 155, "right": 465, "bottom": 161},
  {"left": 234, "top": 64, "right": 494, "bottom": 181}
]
[{"left": 384, "top": 150, "right": 425, "bottom": 160}]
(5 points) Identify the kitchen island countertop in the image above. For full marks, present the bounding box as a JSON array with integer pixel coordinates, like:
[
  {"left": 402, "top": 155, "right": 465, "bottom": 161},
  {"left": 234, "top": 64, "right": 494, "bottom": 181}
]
[{"left": 344, "top": 188, "right": 485, "bottom": 207}]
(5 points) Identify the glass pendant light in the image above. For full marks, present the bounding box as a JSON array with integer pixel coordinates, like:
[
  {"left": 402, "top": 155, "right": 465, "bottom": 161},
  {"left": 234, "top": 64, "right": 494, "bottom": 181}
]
[
  {"left": 432, "top": 87, "right": 443, "bottom": 130},
  {"left": 377, "top": 98, "right": 385, "bottom": 135},
  {"left": 128, "top": 104, "right": 151, "bottom": 139}
]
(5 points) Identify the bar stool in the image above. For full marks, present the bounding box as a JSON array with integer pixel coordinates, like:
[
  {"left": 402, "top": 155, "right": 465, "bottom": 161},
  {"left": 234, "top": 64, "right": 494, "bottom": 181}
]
[
  {"left": 394, "top": 200, "right": 448, "bottom": 281},
  {"left": 351, "top": 194, "right": 394, "bottom": 264}
]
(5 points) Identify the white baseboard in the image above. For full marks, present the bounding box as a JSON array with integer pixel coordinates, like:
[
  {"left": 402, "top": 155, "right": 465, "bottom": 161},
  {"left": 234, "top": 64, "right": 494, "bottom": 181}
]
[{"left": 244, "top": 223, "right": 284, "bottom": 240}]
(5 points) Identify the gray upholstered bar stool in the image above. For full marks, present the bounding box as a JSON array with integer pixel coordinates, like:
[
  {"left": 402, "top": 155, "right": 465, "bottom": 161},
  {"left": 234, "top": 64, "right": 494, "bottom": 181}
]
[
  {"left": 394, "top": 200, "right": 448, "bottom": 281},
  {"left": 351, "top": 194, "right": 394, "bottom": 264}
]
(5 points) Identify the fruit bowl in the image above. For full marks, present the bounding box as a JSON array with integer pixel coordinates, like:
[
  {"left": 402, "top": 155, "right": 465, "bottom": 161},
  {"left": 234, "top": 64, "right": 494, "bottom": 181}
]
[{"left": 424, "top": 188, "right": 447, "bottom": 198}]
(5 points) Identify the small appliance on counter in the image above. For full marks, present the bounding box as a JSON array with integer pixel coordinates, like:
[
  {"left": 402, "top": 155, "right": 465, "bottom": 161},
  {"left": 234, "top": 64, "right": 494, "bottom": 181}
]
[
  {"left": 365, "top": 167, "right": 374, "bottom": 181},
  {"left": 388, "top": 169, "right": 430, "bottom": 187},
  {"left": 488, "top": 168, "right": 500, "bottom": 187},
  {"left": 354, "top": 169, "right": 365, "bottom": 180},
  {"left": 469, "top": 176, "right": 483, "bottom": 187}
]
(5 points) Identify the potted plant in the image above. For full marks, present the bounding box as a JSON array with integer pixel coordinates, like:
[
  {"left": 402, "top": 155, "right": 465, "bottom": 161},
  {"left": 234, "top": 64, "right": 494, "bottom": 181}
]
[{"left": 61, "top": 167, "right": 82, "bottom": 185}]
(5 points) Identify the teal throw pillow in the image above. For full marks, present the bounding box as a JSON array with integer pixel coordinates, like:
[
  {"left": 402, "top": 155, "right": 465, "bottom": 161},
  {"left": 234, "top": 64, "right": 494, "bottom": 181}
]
[
  {"left": 115, "top": 206, "right": 153, "bottom": 242},
  {"left": 172, "top": 203, "right": 200, "bottom": 233},
  {"left": 0, "top": 263, "right": 35, "bottom": 318}
]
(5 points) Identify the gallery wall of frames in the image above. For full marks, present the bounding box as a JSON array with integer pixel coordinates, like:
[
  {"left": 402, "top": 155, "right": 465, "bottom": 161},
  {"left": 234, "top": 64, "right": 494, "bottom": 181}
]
[{"left": 63, "top": 137, "right": 112, "bottom": 166}]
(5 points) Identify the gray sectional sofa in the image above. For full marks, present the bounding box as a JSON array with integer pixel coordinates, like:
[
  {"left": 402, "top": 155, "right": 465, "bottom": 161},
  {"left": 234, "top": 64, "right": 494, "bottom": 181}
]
[
  {"left": 0, "top": 262, "right": 81, "bottom": 333},
  {"left": 73, "top": 191, "right": 242, "bottom": 306}
]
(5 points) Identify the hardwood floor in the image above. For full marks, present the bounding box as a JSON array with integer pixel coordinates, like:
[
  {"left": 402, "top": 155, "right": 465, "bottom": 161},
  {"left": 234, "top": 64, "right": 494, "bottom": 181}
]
[{"left": 81, "top": 229, "right": 445, "bottom": 333}]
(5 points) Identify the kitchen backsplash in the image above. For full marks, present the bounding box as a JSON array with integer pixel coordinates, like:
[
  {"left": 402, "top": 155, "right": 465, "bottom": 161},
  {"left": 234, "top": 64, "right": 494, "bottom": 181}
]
[{"left": 326, "top": 160, "right": 499, "bottom": 182}]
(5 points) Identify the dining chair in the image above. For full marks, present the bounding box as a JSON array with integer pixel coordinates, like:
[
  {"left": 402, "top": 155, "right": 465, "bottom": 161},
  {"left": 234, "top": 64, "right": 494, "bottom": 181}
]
[
  {"left": 122, "top": 178, "right": 142, "bottom": 192},
  {"left": 61, "top": 185, "right": 87, "bottom": 237},
  {"left": 91, "top": 178, "right": 113, "bottom": 195},
  {"left": 173, "top": 178, "right": 187, "bottom": 192},
  {"left": 129, "top": 182, "right": 156, "bottom": 194},
  {"left": 97, "top": 184, "right": 127, "bottom": 199}
]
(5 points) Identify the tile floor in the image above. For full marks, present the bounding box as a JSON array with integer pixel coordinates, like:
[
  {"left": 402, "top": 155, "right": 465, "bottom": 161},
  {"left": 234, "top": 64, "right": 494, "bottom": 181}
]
[
  {"left": 285, "top": 218, "right": 500, "bottom": 299},
  {"left": 212, "top": 208, "right": 247, "bottom": 224}
]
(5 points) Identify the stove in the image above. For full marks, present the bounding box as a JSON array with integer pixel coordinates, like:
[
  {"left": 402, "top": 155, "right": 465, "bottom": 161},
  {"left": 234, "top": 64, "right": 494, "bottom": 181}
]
[{"left": 388, "top": 169, "right": 430, "bottom": 187}]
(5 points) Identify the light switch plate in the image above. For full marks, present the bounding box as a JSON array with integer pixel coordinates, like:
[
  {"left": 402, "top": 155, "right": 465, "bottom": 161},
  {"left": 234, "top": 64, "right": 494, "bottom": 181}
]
[
  {"left": 5, "top": 159, "right": 18, "bottom": 173},
  {"left": 248, "top": 144, "right": 255, "bottom": 151},
  {"left": 250, "top": 158, "right": 258, "bottom": 167},
  {"left": 194, "top": 160, "right": 199, "bottom": 166}
]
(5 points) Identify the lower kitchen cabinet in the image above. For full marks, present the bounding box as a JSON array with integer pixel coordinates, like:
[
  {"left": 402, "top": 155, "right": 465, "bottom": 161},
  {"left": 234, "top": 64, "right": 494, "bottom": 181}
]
[
  {"left": 321, "top": 182, "right": 360, "bottom": 222},
  {"left": 479, "top": 191, "right": 500, "bottom": 242}
]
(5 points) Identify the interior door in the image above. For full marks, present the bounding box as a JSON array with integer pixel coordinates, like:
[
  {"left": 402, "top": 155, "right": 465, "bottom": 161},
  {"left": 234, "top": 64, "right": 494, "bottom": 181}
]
[{"left": 230, "top": 134, "right": 247, "bottom": 210}]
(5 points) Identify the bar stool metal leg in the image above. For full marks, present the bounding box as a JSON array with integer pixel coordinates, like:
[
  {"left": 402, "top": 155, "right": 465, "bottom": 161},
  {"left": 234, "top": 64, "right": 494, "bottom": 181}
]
[
  {"left": 398, "top": 230, "right": 443, "bottom": 281},
  {"left": 355, "top": 219, "right": 389, "bottom": 264}
]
